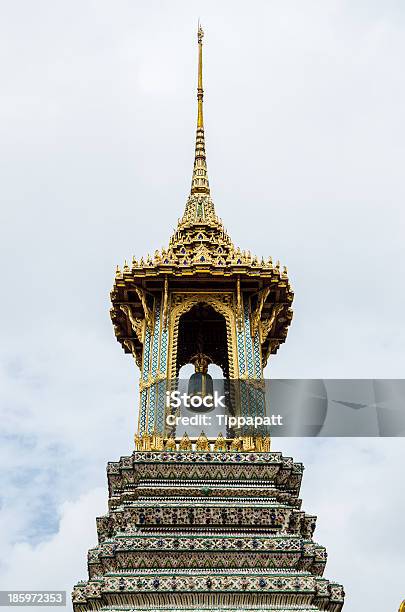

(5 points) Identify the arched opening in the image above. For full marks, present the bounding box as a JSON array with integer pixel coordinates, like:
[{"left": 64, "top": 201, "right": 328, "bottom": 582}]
[
  {"left": 173, "top": 302, "right": 231, "bottom": 438},
  {"left": 176, "top": 302, "right": 229, "bottom": 377}
]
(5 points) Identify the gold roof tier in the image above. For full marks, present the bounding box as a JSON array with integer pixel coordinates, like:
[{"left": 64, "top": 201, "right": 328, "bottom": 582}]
[
  {"left": 110, "top": 25, "right": 293, "bottom": 370},
  {"left": 110, "top": 251, "right": 293, "bottom": 370}
]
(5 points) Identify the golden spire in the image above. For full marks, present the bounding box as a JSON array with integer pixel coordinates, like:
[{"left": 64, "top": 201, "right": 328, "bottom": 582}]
[
  {"left": 197, "top": 23, "right": 204, "bottom": 129},
  {"left": 191, "top": 23, "right": 210, "bottom": 196}
]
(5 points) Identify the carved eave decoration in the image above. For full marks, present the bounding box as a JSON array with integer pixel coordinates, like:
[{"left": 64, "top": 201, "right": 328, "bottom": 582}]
[
  {"left": 112, "top": 250, "right": 293, "bottom": 281},
  {"left": 110, "top": 282, "right": 155, "bottom": 367},
  {"left": 110, "top": 248, "right": 293, "bottom": 365}
]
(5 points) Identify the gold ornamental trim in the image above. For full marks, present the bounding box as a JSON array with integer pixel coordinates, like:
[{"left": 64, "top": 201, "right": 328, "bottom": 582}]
[
  {"left": 167, "top": 292, "right": 239, "bottom": 383},
  {"left": 139, "top": 371, "right": 166, "bottom": 392},
  {"left": 119, "top": 304, "right": 145, "bottom": 344},
  {"left": 260, "top": 303, "right": 285, "bottom": 344}
]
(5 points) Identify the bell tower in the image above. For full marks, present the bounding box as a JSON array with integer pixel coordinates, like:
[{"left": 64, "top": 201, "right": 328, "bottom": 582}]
[
  {"left": 73, "top": 26, "right": 345, "bottom": 612},
  {"left": 110, "top": 24, "right": 293, "bottom": 439}
]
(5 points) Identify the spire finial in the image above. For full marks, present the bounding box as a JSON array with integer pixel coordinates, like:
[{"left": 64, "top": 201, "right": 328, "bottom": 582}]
[
  {"left": 190, "top": 23, "right": 210, "bottom": 196},
  {"left": 197, "top": 22, "right": 204, "bottom": 128}
]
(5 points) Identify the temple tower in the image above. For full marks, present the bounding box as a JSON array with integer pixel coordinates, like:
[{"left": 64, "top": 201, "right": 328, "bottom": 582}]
[{"left": 73, "top": 26, "right": 345, "bottom": 612}]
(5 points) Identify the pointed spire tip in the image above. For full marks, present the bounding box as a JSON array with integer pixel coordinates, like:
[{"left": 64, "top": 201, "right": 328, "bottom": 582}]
[{"left": 190, "top": 24, "right": 210, "bottom": 196}]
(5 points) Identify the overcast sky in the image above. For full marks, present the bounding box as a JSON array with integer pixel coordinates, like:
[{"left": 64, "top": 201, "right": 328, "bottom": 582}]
[{"left": 0, "top": 1, "right": 404, "bottom": 611}]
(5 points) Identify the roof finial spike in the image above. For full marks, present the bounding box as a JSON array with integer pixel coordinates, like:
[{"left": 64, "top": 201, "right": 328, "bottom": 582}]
[
  {"left": 190, "top": 23, "right": 210, "bottom": 197},
  {"left": 197, "top": 22, "right": 204, "bottom": 129}
]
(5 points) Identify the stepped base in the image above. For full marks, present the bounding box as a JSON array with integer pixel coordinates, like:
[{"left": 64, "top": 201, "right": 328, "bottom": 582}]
[{"left": 72, "top": 451, "right": 344, "bottom": 612}]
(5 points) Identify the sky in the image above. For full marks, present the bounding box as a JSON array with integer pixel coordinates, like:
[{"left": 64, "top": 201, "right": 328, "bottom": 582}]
[{"left": 0, "top": 1, "right": 404, "bottom": 611}]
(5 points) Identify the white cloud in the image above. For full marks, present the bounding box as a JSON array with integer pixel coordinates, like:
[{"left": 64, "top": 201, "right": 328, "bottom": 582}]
[
  {"left": 279, "top": 438, "right": 405, "bottom": 611},
  {"left": 0, "top": 488, "right": 106, "bottom": 610}
]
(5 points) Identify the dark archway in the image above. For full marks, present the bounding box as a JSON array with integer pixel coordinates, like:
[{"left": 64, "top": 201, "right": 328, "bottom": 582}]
[{"left": 176, "top": 302, "right": 229, "bottom": 378}]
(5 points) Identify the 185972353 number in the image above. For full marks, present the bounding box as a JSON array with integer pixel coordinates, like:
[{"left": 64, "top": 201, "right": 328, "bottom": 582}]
[{"left": 0, "top": 591, "right": 66, "bottom": 606}]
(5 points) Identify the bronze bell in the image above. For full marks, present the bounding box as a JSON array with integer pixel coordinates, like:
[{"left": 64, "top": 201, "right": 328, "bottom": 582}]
[{"left": 187, "top": 353, "right": 214, "bottom": 412}]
